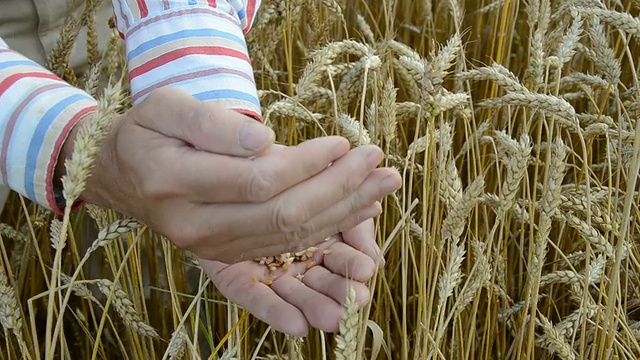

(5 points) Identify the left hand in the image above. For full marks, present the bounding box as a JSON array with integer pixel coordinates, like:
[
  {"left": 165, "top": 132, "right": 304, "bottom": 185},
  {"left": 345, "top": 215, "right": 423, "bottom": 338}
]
[{"left": 198, "top": 219, "right": 383, "bottom": 336}]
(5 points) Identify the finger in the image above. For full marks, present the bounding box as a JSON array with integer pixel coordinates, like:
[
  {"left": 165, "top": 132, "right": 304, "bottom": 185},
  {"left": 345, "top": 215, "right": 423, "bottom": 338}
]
[
  {"left": 210, "top": 146, "right": 386, "bottom": 238},
  {"left": 198, "top": 259, "right": 309, "bottom": 336},
  {"left": 303, "top": 266, "right": 371, "bottom": 307},
  {"left": 321, "top": 241, "right": 378, "bottom": 282},
  {"left": 270, "top": 276, "right": 343, "bottom": 333},
  {"left": 341, "top": 219, "right": 385, "bottom": 267},
  {"left": 176, "top": 136, "right": 350, "bottom": 203},
  {"left": 284, "top": 167, "right": 399, "bottom": 242},
  {"left": 203, "top": 201, "right": 383, "bottom": 263},
  {"left": 134, "top": 88, "right": 275, "bottom": 156},
  {"left": 264, "top": 143, "right": 287, "bottom": 154}
]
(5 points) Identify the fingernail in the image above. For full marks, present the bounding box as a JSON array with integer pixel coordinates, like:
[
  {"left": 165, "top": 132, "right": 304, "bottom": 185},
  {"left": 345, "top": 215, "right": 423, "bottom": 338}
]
[
  {"left": 380, "top": 174, "right": 401, "bottom": 193},
  {"left": 240, "top": 121, "right": 274, "bottom": 151},
  {"left": 366, "top": 148, "right": 383, "bottom": 168}
]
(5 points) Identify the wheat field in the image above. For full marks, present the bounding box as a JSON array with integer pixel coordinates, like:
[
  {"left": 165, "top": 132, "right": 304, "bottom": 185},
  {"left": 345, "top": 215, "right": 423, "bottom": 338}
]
[{"left": 1, "top": 0, "right": 639, "bottom": 359}]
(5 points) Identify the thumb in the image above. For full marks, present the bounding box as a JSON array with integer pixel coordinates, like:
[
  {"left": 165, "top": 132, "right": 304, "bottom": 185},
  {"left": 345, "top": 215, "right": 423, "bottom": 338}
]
[{"left": 133, "top": 88, "right": 275, "bottom": 156}]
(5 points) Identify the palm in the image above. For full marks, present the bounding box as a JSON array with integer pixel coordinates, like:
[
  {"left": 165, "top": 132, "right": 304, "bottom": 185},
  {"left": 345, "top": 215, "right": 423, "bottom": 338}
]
[{"left": 197, "top": 220, "right": 382, "bottom": 336}]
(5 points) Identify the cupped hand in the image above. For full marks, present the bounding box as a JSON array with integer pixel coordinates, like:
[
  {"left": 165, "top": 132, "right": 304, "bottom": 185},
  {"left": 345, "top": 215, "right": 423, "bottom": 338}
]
[
  {"left": 61, "top": 88, "right": 402, "bottom": 263},
  {"left": 198, "top": 219, "right": 383, "bottom": 336}
]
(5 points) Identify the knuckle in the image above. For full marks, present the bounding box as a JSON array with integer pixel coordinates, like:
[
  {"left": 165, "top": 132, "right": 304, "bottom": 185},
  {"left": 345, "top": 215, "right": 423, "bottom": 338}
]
[
  {"left": 245, "top": 167, "right": 276, "bottom": 202},
  {"left": 144, "top": 88, "right": 167, "bottom": 103},
  {"left": 144, "top": 88, "right": 176, "bottom": 108},
  {"left": 139, "top": 177, "right": 179, "bottom": 200},
  {"left": 169, "top": 220, "right": 223, "bottom": 250},
  {"left": 284, "top": 221, "right": 315, "bottom": 245},
  {"left": 165, "top": 221, "right": 201, "bottom": 249},
  {"left": 272, "top": 202, "right": 304, "bottom": 233},
  {"left": 340, "top": 173, "right": 360, "bottom": 199}
]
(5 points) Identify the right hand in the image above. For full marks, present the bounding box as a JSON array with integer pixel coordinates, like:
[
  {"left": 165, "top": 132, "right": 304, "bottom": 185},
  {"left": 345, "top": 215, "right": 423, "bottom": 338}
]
[{"left": 62, "top": 88, "right": 401, "bottom": 263}]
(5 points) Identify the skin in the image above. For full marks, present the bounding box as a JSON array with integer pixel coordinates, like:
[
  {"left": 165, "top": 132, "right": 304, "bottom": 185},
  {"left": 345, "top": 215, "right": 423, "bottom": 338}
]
[{"left": 55, "top": 88, "right": 401, "bottom": 335}]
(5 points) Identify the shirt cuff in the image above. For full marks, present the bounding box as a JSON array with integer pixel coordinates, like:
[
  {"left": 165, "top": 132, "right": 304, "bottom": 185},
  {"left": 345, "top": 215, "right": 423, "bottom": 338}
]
[
  {"left": 117, "top": 3, "right": 263, "bottom": 121},
  {"left": 0, "top": 40, "right": 97, "bottom": 214}
]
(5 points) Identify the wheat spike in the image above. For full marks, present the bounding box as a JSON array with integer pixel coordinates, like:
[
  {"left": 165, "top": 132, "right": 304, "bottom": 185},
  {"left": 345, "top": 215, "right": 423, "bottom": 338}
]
[
  {"left": 0, "top": 273, "right": 22, "bottom": 335},
  {"left": 536, "top": 313, "right": 578, "bottom": 360},
  {"left": 96, "top": 279, "right": 159, "bottom": 338},
  {"left": 167, "top": 328, "right": 189, "bottom": 360},
  {"left": 478, "top": 92, "right": 579, "bottom": 131},
  {"left": 334, "top": 286, "right": 359, "bottom": 360},
  {"left": 578, "top": 8, "right": 640, "bottom": 38}
]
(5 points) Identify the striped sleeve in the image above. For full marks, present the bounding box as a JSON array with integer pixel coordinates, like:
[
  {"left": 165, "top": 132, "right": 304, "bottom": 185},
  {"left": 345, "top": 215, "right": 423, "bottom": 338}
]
[
  {"left": 0, "top": 38, "right": 97, "bottom": 213},
  {"left": 112, "top": 0, "right": 262, "bottom": 121}
]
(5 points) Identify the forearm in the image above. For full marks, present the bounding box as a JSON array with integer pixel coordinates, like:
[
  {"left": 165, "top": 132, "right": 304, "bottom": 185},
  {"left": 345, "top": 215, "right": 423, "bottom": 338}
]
[
  {"left": 0, "top": 38, "right": 97, "bottom": 213},
  {"left": 112, "top": 0, "right": 263, "bottom": 121}
]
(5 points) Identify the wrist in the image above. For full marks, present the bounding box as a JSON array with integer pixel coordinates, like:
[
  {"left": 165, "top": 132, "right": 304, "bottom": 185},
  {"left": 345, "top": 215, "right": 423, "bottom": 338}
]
[{"left": 54, "top": 111, "right": 121, "bottom": 212}]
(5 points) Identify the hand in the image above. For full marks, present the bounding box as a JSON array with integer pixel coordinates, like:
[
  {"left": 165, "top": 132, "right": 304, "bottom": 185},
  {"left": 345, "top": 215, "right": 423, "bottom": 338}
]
[
  {"left": 198, "top": 228, "right": 381, "bottom": 336},
  {"left": 58, "top": 88, "right": 402, "bottom": 263}
]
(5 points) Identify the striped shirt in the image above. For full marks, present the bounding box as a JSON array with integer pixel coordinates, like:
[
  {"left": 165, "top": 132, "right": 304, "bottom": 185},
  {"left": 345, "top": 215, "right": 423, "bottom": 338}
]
[{"left": 0, "top": 0, "right": 262, "bottom": 214}]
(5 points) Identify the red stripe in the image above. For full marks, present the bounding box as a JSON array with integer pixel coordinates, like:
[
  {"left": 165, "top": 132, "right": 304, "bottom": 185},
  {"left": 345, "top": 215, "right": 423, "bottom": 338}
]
[
  {"left": 0, "top": 72, "right": 60, "bottom": 95},
  {"left": 46, "top": 106, "right": 96, "bottom": 214},
  {"left": 129, "top": 46, "right": 250, "bottom": 79},
  {"left": 1, "top": 83, "right": 68, "bottom": 185},
  {"left": 136, "top": 0, "right": 149, "bottom": 18},
  {"left": 132, "top": 67, "right": 254, "bottom": 102},
  {"left": 233, "top": 108, "right": 263, "bottom": 123},
  {"left": 118, "top": 3, "right": 130, "bottom": 29},
  {"left": 111, "top": 12, "right": 126, "bottom": 39},
  {"left": 245, "top": 0, "right": 257, "bottom": 33},
  {"left": 207, "top": 0, "right": 217, "bottom": 6},
  {"left": 127, "top": 7, "right": 238, "bottom": 37}
]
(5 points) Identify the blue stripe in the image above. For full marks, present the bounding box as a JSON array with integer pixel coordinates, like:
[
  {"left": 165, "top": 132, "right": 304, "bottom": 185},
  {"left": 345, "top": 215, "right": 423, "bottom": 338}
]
[
  {"left": 23, "top": 93, "right": 91, "bottom": 200},
  {"left": 192, "top": 89, "right": 260, "bottom": 107},
  {"left": 0, "top": 60, "right": 37, "bottom": 71},
  {"left": 128, "top": 28, "right": 246, "bottom": 60}
]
